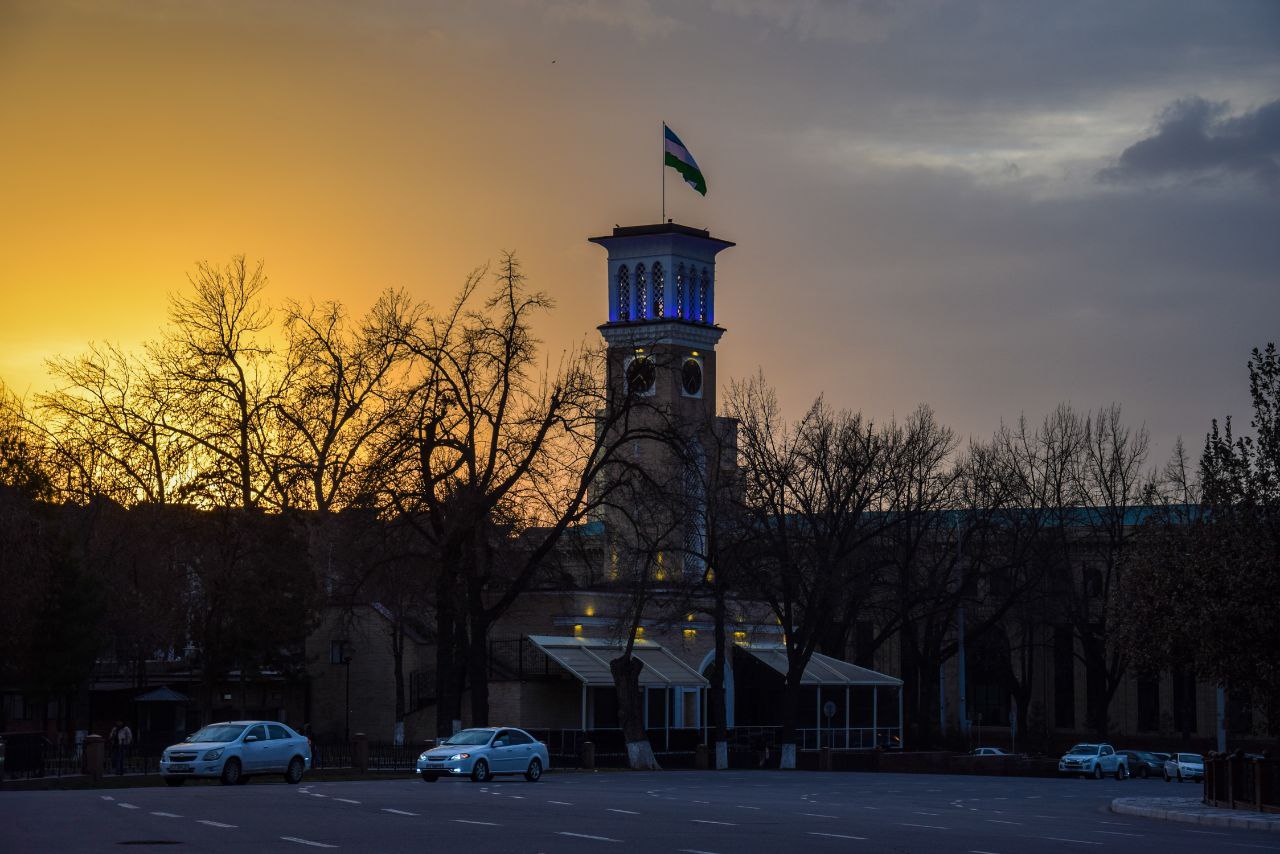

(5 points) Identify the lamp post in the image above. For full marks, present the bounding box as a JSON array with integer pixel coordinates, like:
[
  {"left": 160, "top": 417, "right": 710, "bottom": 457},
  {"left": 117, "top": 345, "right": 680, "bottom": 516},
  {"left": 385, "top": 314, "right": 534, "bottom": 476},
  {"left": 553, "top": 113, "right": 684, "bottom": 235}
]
[{"left": 342, "top": 654, "right": 352, "bottom": 743}]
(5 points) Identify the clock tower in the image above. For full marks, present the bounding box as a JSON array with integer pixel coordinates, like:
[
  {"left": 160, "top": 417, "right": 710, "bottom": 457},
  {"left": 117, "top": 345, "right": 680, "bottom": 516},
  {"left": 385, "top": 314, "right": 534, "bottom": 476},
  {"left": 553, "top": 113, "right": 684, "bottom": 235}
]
[{"left": 589, "top": 222, "right": 736, "bottom": 579}]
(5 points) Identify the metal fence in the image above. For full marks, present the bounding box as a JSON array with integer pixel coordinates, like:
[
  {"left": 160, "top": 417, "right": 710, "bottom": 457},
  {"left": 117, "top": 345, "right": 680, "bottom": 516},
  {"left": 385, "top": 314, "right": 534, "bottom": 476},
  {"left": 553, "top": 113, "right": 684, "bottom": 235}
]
[
  {"left": 0, "top": 744, "right": 159, "bottom": 780},
  {"left": 1205, "top": 754, "right": 1280, "bottom": 813}
]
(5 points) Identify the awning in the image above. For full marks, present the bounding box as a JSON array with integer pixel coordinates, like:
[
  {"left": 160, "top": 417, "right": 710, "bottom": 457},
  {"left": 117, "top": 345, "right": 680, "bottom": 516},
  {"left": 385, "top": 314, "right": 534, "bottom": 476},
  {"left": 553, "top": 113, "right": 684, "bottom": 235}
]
[
  {"left": 738, "top": 644, "right": 902, "bottom": 687},
  {"left": 133, "top": 686, "right": 191, "bottom": 703},
  {"left": 527, "top": 635, "right": 708, "bottom": 688}
]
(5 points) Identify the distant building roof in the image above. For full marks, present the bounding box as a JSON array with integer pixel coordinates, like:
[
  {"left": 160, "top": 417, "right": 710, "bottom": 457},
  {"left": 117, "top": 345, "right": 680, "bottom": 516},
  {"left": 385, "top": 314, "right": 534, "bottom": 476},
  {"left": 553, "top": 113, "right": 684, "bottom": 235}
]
[
  {"left": 738, "top": 644, "right": 901, "bottom": 687},
  {"left": 527, "top": 635, "right": 708, "bottom": 688}
]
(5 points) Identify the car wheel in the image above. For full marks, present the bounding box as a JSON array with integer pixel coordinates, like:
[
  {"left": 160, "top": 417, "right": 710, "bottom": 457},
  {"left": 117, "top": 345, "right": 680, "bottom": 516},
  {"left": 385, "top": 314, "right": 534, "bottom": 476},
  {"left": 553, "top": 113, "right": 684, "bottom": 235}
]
[
  {"left": 1115, "top": 765, "right": 1125, "bottom": 781},
  {"left": 164, "top": 777, "right": 185, "bottom": 787},
  {"left": 1164, "top": 771, "right": 1172, "bottom": 782},
  {"left": 1092, "top": 764, "right": 1103, "bottom": 780},
  {"left": 1139, "top": 766, "right": 1148, "bottom": 779},
  {"left": 285, "top": 756, "right": 305, "bottom": 784},
  {"left": 525, "top": 758, "right": 543, "bottom": 782},
  {"left": 1177, "top": 770, "right": 1183, "bottom": 783},
  {"left": 220, "top": 758, "right": 242, "bottom": 786},
  {"left": 470, "top": 759, "right": 491, "bottom": 783},
  {"left": 420, "top": 773, "right": 439, "bottom": 783}
]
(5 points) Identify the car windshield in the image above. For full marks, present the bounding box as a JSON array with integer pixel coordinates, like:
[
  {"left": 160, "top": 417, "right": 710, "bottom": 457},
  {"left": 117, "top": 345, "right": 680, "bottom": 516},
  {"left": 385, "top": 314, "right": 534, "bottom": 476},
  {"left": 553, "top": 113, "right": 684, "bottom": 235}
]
[
  {"left": 1068, "top": 744, "right": 1099, "bottom": 754},
  {"left": 1178, "top": 753, "right": 1202, "bottom": 763},
  {"left": 441, "top": 729, "right": 495, "bottom": 746},
  {"left": 186, "top": 724, "right": 247, "bottom": 744}
]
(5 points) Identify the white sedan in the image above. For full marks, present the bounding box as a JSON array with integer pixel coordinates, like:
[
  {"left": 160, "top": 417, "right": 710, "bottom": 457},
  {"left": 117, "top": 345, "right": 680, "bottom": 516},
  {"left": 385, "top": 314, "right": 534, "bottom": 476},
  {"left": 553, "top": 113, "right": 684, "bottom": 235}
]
[
  {"left": 1164, "top": 752, "right": 1205, "bottom": 782},
  {"left": 417, "top": 727, "right": 549, "bottom": 783},
  {"left": 160, "top": 721, "right": 311, "bottom": 786}
]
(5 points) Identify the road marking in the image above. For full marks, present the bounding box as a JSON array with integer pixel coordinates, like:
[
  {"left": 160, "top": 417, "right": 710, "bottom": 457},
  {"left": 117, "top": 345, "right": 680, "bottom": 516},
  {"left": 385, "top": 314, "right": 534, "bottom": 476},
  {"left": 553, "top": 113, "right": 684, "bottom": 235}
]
[
  {"left": 310, "top": 793, "right": 327, "bottom": 798},
  {"left": 197, "top": 820, "right": 237, "bottom": 828},
  {"left": 509, "top": 795, "right": 525, "bottom": 799},
  {"left": 1093, "top": 830, "right": 1143, "bottom": 837},
  {"left": 100, "top": 796, "right": 114, "bottom": 801},
  {"left": 692, "top": 819, "right": 736, "bottom": 826},
  {"left": 382, "top": 808, "right": 418, "bottom": 816},
  {"left": 607, "top": 808, "right": 640, "bottom": 815},
  {"left": 1039, "top": 837, "right": 1101, "bottom": 846},
  {"left": 548, "top": 800, "right": 573, "bottom": 805},
  {"left": 809, "top": 832, "right": 867, "bottom": 841},
  {"left": 914, "top": 811, "right": 942, "bottom": 816},
  {"left": 118, "top": 803, "right": 139, "bottom": 810},
  {"left": 557, "top": 832, "right": 621, "bottom": 842},
  {"left": 1186, "top": 830, "right": 1229, "bottom": 836},
  {"left": 452, "top": 819, "right": 500, "bottom": 826},
  {"left": 679, "top": 849, "right": 723, "bottom": 854},
  {"left": 899, "top": 823, "right": 949, "bottom": 830},
  {"left": 970, "top": 850, "right": 1005, "bottom": 854},
  {"left": 801, "top": 812, "right": 837, "bottom": 818},
  {"left": 692, "top": 799, "right": 710, "bottom": 804},
  {"left": 332, "top": 798, "right": 360, "bottom": 804},
  {"left": 281, "top": 837, "right": 338, "bottom": 848},
  {"left": 735, "top": 805, "right": 761, "bottom": 810},
  {"left": 985, "top": 820, "right": 1022, "bottom": 826},
  {"left": 150, "top": 811, "right": 183, "bottom": 818}
]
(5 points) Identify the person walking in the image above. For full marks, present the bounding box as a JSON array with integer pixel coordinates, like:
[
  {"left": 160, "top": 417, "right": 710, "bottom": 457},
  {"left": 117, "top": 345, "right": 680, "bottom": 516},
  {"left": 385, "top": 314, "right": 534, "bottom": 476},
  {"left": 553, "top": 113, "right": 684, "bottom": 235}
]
[{"left": 108, "top": 720, "right": 133, "bottom": 775}]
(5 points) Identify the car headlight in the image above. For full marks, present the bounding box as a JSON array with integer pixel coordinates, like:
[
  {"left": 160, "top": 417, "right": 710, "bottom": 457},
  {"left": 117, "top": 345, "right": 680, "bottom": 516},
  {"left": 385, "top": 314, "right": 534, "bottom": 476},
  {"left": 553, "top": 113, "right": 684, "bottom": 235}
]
[
  {"left": 419, "top": 752, "right": 430, "bottom": 761},
  {"left": 448, "top": 753, "right": 470, "bottom": 761},
  {"left": 203, "top": 748, "right": 223, "bottom": 760}
]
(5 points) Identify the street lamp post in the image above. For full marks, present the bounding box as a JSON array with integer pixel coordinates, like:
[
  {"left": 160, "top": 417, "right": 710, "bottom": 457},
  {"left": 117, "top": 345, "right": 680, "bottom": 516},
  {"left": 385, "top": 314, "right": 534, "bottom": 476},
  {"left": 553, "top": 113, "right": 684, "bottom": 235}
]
[{"left": 342, "top": 655, "right": 352, "bottom": 743}]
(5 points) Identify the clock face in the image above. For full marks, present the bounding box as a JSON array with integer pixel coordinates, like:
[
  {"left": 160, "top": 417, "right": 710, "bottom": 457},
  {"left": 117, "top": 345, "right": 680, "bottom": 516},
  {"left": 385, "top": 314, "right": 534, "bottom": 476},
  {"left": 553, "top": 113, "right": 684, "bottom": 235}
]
[
  {"left": 681, "top": 358, "right": 703, "bottom": 396},
  {"left": 626, "top": 356, "right": 656, "bottom": 396}
]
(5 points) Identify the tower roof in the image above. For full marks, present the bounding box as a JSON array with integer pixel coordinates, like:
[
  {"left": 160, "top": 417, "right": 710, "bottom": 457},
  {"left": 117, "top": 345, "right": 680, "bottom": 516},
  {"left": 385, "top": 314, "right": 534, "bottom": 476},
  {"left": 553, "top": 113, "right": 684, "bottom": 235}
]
[{"left": 589, "top": 221, "right": 735, "bottom": 249}]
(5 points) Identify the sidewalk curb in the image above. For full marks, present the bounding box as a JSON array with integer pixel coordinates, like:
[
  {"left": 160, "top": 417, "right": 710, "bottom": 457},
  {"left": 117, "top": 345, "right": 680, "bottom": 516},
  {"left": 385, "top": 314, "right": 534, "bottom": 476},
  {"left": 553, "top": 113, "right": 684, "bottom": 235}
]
[{"left": 1111, "top": 797, "right": 1280, "bottom": 833}]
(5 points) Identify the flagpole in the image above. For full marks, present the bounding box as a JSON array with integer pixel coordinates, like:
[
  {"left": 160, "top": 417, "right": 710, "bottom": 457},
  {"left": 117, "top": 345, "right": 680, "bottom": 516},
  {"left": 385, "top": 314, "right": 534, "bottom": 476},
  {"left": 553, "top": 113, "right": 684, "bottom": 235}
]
[{"left": 661, "top": 121, "right": 666, "bottom": 222}]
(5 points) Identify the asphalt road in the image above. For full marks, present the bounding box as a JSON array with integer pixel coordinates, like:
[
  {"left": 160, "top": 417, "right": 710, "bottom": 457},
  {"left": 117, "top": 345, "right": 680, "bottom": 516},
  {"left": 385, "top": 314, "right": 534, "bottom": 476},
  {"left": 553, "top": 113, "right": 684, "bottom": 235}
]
[{"left": 2, "top": 770, "right": 1276, "bottom": 853}]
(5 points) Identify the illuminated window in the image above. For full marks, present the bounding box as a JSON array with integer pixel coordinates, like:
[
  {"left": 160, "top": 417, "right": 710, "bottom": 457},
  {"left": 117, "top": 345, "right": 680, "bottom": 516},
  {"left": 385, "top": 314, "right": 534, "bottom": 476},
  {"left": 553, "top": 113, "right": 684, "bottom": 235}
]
[
  {"left": 683, "top": 628, "right": 697, "bottom": 639},
  {"left": 698, "top": 268, "right": 709, "bottom": 322},
  {"left": 652, "top": 262, "right": 664, "bottom": 317},
  {"left": 676, "top": 264, "right": 686, "bottom": 319},
  {"left": 617, "top": 266, "right": 630, "bottom": 321},
  {"left": 636, "top": 263, "right": 648, "bottom": 319},
  {"left": 573, "top": 624, "right": 584, "bottom": 637},
  {"left": 733, "top": 630, "right": 747, "bottom": 643}
]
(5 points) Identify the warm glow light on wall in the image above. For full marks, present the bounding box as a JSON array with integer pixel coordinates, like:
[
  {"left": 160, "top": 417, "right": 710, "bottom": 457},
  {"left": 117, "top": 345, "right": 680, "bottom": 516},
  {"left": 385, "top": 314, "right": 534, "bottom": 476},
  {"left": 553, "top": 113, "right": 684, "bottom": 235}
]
[
  {"left": 683, "top": 628, "right": 697, "bottom": 639},
  {"left": 573, "top": 624, "right": 583, "bottom": 637},
  {"left": 585, "top": 605, "right": 595, "bottom": 617}
]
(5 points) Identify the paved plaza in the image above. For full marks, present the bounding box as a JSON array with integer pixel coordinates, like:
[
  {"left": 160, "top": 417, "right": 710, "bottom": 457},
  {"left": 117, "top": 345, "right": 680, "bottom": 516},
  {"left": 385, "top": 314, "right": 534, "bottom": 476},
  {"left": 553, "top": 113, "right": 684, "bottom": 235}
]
[{"left": 4, "top": 770, "right": 1278, "bottom": 853}]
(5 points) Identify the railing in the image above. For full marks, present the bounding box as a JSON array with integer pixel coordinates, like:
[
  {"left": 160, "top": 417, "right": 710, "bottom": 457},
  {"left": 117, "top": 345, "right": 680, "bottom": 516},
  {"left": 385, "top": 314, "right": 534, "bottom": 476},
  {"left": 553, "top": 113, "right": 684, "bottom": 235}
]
[
  {"left": 1, "top": 744, "right": 159, "bottom": 780},
  {"left": 1205, "top": 754, "right": 1280, "bottom": 813},
  {"left": 488, "top": 638, "right": 557, "bottom": 681}
]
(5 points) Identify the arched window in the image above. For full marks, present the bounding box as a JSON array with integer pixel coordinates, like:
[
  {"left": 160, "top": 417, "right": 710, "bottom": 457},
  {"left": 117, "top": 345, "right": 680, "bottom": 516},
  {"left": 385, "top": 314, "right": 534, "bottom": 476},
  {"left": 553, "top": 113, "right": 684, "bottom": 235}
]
[
  {"left": 698, "top": 268, "right": 709, "bottom": 323},
  {"left": 617, "top": 265, "right": 630, "bottom": 321},
  {"left": 675, "top": 264, "right": 686, "bottom": 319},
  {"left": 636, "top": 263, "right": 648, "bottom": 320},
  {"left": 651, "top": 262, "right": 664, "bottom": 318}
]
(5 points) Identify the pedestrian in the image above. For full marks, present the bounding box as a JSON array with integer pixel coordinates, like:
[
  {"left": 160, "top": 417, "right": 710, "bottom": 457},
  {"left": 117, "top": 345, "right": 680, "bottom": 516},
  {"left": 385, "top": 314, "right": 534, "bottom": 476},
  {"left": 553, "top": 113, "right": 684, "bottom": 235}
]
[{"left": 108, "top": 720, "right": 133, "bottom": 775}]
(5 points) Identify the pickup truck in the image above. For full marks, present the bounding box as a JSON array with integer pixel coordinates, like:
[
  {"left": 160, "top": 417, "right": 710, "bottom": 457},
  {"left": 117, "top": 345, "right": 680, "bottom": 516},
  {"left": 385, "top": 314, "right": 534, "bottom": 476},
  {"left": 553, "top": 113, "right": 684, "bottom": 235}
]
[{"left": 1058, "top": 742, "right": 1127, "bottom": 779}]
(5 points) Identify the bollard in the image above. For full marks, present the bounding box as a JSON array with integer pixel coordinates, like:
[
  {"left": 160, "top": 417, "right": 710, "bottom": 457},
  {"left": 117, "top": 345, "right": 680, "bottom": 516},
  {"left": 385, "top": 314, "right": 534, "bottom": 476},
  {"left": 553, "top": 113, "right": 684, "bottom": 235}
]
[
  {"left": 820, "top": 746, "right": 833, "bottom": 772},
  {"left": 84, "top": 734, "right": 104, "bottom": 783},
  {"left": 695, "top": 744, "right": 709, "bottom": 770},
  {"left": 580, "top": 740, "right": 595, "bottom": 770},
  {"left": 352, "top": 733, "right": 369, "bottom": 774}
]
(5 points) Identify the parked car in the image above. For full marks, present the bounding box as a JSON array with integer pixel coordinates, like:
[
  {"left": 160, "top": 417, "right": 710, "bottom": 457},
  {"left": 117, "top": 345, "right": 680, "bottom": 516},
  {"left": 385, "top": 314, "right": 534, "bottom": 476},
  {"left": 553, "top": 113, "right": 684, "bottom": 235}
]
[
  {"left": 1058, "top": 743, "right": 1127, "bottom": 779},
  {"left": 1118, "top": 749, "right": 1164, "bottom": 778},
  {"left": 1163, "top": 752, "right": 1204, "bottom": 783},
  {"left": 971, "top": 747, "right": 1008, "bottom": 756},
  {"left": 159, "top": 721, "right": 311, "bottom": 786},
  {"left": 417, "top": 727, "right": 549, "bottom": 783}
]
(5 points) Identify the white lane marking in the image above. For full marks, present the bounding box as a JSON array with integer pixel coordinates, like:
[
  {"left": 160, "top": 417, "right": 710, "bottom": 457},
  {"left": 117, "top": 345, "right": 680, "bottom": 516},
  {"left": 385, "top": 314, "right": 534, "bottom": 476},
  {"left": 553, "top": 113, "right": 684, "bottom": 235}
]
[
  {"left": 607, "top": 808, "right": 640, "bottom": 815},
  {"left": 198, "top": 820, "right": 237, "bottom": 828},
  {"left": 1187, "top": 830, "right": 1229, "bottom": 836},
  {"left": 899, "top": 823, "right": 949, "bottom": 830},
  {"left": 679, "top": 849, "right": 723, "bottom": 854},
  {"left": 801, "top": 812, "right": 837, "bottom": 818},
  {"left": 692, "top": 799, "right": 710, "bottom": 804},
  {"left": 382, "top": 808, "right": 418, "bottom": 816},
  {"left": 117, "top": 803, "right": 139, "bottom": 810},
  {"left": 970, "top": 850, "right": 1005, "bottom": 854},
  {"left": 736, "top": 805, "right": 761, "bottom": 810},
  {"left": 809, "top": 832, "right": 868, "bottom": 841},
  {"left": 862, "top": 805, "right": 880, "bottom": 810},
  {"left": 452, "top": 819, "right": 500, "bottom": 826},
  {"left": 332, "top": 798, "right": 360, "bottom": 804},
  {"left": 280, "top": 837, "right": 338, "bottom": 848},
  {"left": 1039, "top": 838, "right": 1101, "bottom": 846},
  {"left": 557, "top": 832, "right": 621, "bottom": 842},
  {"left": 691, "top": 819, "right": 736, "bottom": 826},
  {"left": 985, "top": 819, "right": 1023, "bottom": 826},
  {"left": 310, "top": 793, "right": 327, "bottom": 798},
  {"left": 100, "top": 796, "right": 114, "bottom": 801},
  {"left": 914, "top": 811, "right": 942, "bottom": 816},
  {"left": 151, "top": 811, "right": 183, "bottom": 818},
  {"left": 1093, "top": 830, "right": 1143, "bottom": 837},
  {"left": 548, "top": 800, "right": 573, "bottom": 805},
  {"left": 509, "top": 795, "right": 525, "bottom": 799}
]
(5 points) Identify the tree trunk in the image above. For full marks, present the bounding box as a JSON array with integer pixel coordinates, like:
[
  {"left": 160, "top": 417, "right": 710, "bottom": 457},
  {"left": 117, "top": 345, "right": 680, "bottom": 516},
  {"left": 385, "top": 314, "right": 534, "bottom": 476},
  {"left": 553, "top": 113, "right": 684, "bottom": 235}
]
[
  {"left": 392, "top": 620, "right": 406, "bottom": 745},
  {"left": 467, "top": 615, "right": 490, "bottom": 727},
  {"left": 434, "top": 602, "right": 460, "bottom": 738},
  {"left": 779, "top": 668, "right": 800, "bottom": 769},
  {"left": 611, "top": 655, "right": 659, "bottom": 770}
]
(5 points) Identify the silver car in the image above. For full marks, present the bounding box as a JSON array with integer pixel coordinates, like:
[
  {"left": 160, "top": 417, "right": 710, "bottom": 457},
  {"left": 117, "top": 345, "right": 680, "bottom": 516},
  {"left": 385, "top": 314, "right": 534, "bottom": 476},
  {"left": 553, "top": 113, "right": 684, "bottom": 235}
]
[
  {"left": 159, "top": 721, "right": 311, "bottom": 786},
  {"left": 416, "top": 727, "right": 549, "bottom": 783}
]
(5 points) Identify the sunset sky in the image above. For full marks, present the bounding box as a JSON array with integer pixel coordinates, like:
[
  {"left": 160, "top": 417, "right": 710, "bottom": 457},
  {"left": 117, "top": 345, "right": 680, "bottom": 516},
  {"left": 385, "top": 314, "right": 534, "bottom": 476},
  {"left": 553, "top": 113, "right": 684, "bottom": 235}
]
[{"left": 2, "top": 1, "right": 1277, "bottom": 462}]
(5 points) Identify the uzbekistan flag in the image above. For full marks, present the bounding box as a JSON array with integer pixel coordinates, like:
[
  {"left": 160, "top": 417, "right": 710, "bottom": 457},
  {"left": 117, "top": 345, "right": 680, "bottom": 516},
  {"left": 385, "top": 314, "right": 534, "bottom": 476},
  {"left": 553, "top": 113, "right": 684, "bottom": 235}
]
[{"left": 664, "top": 124, "right": 707, "bottom": 196}]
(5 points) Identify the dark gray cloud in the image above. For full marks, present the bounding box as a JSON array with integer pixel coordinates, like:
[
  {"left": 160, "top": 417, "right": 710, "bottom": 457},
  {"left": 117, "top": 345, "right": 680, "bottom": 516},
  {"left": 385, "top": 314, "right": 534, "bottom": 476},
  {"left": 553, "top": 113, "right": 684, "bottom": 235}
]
[{"left": 1101, "top": 97, "right": 1280, "bottom": 191}]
